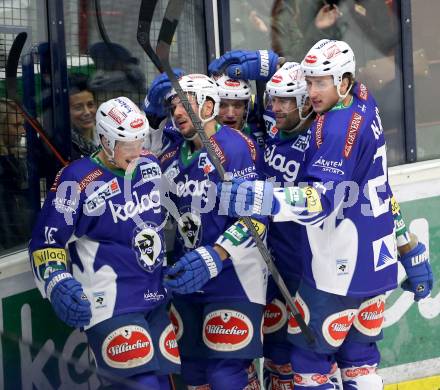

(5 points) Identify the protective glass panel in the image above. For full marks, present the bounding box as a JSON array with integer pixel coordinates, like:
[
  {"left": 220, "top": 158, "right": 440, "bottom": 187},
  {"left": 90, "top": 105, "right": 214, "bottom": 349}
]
[
  {"left": 229, "top": 0, "right": 406, "bottom": 166},
  {"left": 412, "top": 0, "right": 440, "bottom": 161}
]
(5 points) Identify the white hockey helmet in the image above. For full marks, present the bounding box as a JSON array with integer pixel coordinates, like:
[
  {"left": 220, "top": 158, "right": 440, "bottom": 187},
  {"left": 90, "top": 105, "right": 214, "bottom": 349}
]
[
  {"left": 266, "top": 62, "right": 308, "bottom": 114},
  {"left": 166, "top": 74, "right": 220, "bottom": 123},
  {"left": 215, "top": 74, "right": 251, "bottom": 101},
  {"left": 96, "top": 97, "right": 149, "bottom": 157},
  {"left": 301, "top": 39, "right": 356, "bottom": 86}
]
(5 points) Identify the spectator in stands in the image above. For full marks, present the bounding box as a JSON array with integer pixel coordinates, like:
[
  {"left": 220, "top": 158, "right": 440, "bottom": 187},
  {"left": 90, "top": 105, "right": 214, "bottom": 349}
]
[
  {"left": 68, "top": 74, "right": 98, "bottom": 159},
  {"left": 0, "top": 98, "right": 31, "bottom": 251}
]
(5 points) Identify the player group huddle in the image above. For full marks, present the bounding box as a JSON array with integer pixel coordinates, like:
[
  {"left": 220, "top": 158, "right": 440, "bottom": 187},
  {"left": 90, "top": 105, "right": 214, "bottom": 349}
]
[{"left": 29, "top": 39, "right": 433, "bottom": 390}]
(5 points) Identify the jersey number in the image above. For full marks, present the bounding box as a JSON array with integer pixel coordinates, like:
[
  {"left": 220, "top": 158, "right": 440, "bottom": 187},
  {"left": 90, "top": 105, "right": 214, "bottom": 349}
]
[{"left": 367, "top": 144, "right": 389, "bottom": 217}]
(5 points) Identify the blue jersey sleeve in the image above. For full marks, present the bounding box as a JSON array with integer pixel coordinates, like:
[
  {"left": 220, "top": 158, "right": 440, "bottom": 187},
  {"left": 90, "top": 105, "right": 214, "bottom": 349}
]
[{"left": 29, "top": 164, "right": 86, "bottom": 295}]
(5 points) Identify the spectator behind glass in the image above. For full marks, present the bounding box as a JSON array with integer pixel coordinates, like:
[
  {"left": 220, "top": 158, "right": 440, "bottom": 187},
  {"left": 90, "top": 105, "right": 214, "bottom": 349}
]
[
  {"left": 231, "top": 1, "right": 271, "bottom": 50},
  {"left": 68, "top": 74, "right": 98, "bottom": 159},
  {"left": 0, "top": 98, "right": 32, "bottom": 252},
  {"left": 271, "top": 0, "right": 343, "bottom": 60}
]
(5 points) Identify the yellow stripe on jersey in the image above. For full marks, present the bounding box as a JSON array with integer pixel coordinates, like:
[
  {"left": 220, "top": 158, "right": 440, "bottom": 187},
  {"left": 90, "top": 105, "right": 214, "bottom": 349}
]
[{"left": 32, "top": 248, "right": 67, "bottom": 267}]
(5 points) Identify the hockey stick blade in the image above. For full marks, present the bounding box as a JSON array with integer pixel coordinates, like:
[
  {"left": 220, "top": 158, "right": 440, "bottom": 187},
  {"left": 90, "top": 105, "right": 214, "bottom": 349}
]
[
  {"left": 137, "top": 0, "right": 164, "bottom": 72},
  {"left": 6, "top": 32, "right": 68, "bottom": 166},
  {"left": 138, "top": 0, "right": 315, "bottom": 344}
]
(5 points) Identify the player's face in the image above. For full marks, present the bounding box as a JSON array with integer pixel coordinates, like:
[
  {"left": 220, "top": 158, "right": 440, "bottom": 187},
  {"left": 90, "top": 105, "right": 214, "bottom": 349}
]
[
  {"left": 270, "top": 96, "right": 300, "bottom": 131},
  {"left": 218, "top": 99, "right": 247, "bottom": 130},
  {"left": 113, "top": 139, "right": 144, "bottom": 171},
  {"left": 169, "top": 93, "right": 199, "bottom": 138},
  {"left": 69, "top": 91, "right": 97, "bottom": 132},
  {"left": 305, "top": 76, "right": 339, "bottom": 113}
]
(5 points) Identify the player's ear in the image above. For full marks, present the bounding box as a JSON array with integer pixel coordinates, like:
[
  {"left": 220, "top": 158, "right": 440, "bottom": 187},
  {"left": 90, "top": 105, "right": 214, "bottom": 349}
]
[
  {"left": 340, "top": 73, "right": 354, "bottom": 95},
  {"left": 202, "top": 99, "right": 214, "bottom": 118}
]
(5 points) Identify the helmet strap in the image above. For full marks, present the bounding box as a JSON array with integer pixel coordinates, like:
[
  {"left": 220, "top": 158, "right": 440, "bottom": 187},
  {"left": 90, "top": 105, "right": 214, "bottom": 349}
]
[{"left": 337, "top": 81, "right": 353, "bottom": 101}]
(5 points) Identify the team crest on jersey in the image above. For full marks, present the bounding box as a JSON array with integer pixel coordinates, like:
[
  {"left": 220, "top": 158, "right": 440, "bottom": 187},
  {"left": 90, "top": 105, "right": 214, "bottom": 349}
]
[
  {"left": 169, "top": 304, "right": 184, "bottom": 341},
  {"left": 203, "top": 310, "right": 253, "bottom": 352},
  {"left": 102, "top": 325, "right": 154, "bottom": 368},
  {"left": 177, "top": 210, "right": 202, "bottom": 249},
  {"left": 287, "top": 294, "right": 310, "bottom": 335},
  {"left": 322, "top": 309, "right": 357, "bottom": 347},
  {"left": 159, "top": 323, "right": 181, "bottom": 364},
  {"left": 132, "top": 223, "right": 163, "bottom": 272},
  {"left": 372, "top": 232, "right": 397, "bottom": 272},
  {"left": 353, "top": 295, "right": 385, "bottom": 336},
  {"left": 263, "top": 298, "right": 287, "bottom": 334}
]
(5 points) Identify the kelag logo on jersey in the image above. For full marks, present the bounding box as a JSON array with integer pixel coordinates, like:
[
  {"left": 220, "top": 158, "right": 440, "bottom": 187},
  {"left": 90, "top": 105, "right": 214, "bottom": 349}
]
[
  {"left": 109, "top": 190, "right": 161, "bottom": 223},
  {"left": 264, "top": 144, "right": 300, "bottom": 182},
  {"left": 177, "top": 211, "right": 202, "bottom": 249},
  {"left": 102, "top": 325, "right": 154, "bottom": 368},
  {"left": 132, "top": 223, "right": 163, "bottom": 272},
  {"left": 85, "top": 178, "right": 121, "bottom": 213}
]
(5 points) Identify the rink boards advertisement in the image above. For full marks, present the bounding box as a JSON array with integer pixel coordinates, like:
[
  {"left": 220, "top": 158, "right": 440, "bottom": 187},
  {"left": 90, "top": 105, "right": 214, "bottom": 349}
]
[{"left": 0, "top": 162, "right": 439, "bottom": 389}]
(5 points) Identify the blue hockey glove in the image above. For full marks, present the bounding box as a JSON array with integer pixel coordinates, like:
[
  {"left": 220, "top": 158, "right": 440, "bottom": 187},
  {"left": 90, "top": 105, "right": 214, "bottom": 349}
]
[
  {"left": 217, "top": 178, "right": 277, "bottom": 218},
  {"left": 144, "top": 68, "right": 184, "bottom": 118},
  {"left": 208, "top": 50, "right": 278, "bottom": 81},
  {"left": 45, "top": 271, "right": 92, "bottom": 327},
  {"left": 163, "top": 246, "right": 223, "bottom": 294},
  {"left": 400, "top": 242, "right": 433, "bottom": 301}
]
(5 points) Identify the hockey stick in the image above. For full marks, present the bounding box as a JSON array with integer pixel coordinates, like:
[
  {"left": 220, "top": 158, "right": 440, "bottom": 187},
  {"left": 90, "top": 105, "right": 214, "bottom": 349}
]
[
  {"left": 137, "top": 0, "right": 315, "bottom": 345},
  {"left": 6, "top": 32, "right": 69, "bottom": 167}
]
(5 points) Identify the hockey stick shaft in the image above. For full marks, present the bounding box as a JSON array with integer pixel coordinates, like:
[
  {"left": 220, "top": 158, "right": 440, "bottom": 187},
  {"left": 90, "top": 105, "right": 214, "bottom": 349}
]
[
  {"left": 137, "top": 0, "right": 315, "bottom": 344},
  {"left": 6, "top": 32, "right": 69, "bottom": 166}
]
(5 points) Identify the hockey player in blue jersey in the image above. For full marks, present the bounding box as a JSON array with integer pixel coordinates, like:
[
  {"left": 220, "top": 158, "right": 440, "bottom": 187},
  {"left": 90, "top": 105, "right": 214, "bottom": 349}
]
[
  {"left": 214, "top": 74, "right": 265, "bottom": 148},
  {"left": 259, "top": 61, "right": 316, "bottom": 390},
  {"left": 28, "top": 97, "right": 180, "bottom": 390},
  {"left": 146, "top": 72, "right": 267, "bottom": 389},
  {"left": 216, "top": 40, "right": 433, "bottom": 389}
]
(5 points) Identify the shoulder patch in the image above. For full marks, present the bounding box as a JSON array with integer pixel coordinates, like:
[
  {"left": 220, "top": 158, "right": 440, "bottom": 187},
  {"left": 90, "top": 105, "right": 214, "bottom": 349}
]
[
  {"left": 160, "top": 147, "right": 179, "bottom": 164},
  {"left": 343, "top": 112, "right": 363, "bottom": 159},
  {"left": 209, "top": 136, "right": 226, "bottom": 165},
  {"left": 50, "top": 168, "right": 66, "bottom": 192},
  {"left": 358, "top": 83, "right": 369, "bottom": 101},
  {"left": 315, "top": 115, "right": 325, "bottom": 149},
  {"left": 78, "top": 168, "right": 104, "bottom": 191},
  {"left": 231, "top": 128, "right": 257, "bottom": 162}
]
